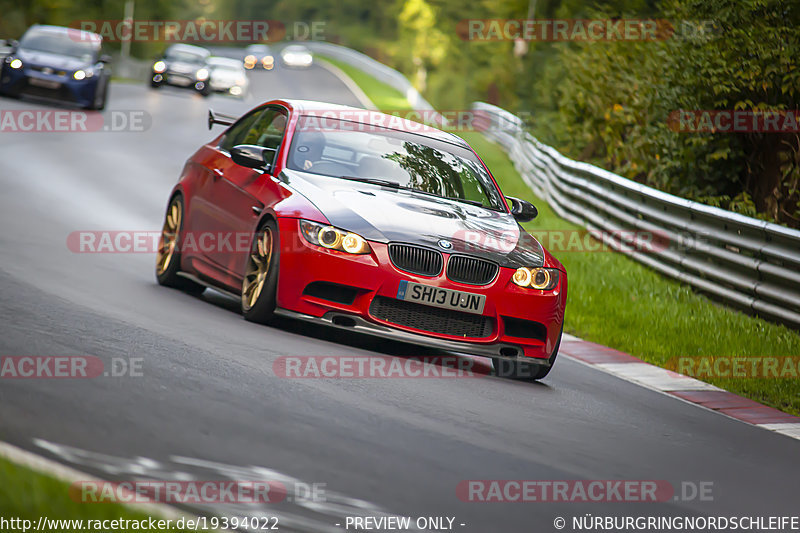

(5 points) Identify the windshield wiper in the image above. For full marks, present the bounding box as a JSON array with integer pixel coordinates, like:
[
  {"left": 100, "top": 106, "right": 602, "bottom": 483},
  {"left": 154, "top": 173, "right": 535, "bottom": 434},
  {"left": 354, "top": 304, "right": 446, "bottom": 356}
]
[{"left": 337, "top": 176, "right": 401, "bottom": 188}]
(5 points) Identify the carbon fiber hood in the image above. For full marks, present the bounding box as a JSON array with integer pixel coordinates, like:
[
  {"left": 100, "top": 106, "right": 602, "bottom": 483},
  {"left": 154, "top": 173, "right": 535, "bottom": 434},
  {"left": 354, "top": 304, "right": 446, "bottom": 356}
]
[{"left": 281, "top": 169, "right": 545, "bottom": 268}]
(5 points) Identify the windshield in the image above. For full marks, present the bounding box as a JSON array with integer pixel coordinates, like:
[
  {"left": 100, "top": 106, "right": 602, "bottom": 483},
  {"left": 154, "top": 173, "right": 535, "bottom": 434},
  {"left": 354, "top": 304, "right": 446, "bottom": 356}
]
[
  {"left": 165, "top": 50, "right": 206, "bottom": 63},
  {"left": 284, "top": 46, "right": 309, "bottom": 54},
  {"left": 288, "top": 117, "right": 505, "bottom": 210},
  {"left": 19, "top": 29, "right": 99, "bottom": 59}
]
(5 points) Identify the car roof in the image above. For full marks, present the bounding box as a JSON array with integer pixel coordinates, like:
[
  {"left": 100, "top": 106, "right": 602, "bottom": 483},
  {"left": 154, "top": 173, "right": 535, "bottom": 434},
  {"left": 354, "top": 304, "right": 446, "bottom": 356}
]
[
  {"left": 26, "top": 24, "right": 102, "bottom": 44},
  {"left": 166, "top": 43, "right": 210, "bottom": 56},
  {"left": 281, "top": 99, "right": 470, "bottom": 148}
]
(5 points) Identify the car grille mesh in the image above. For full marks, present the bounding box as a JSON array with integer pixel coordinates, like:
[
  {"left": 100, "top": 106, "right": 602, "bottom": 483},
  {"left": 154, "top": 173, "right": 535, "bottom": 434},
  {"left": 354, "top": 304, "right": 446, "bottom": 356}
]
[
  {"left": 446, "top": 255, "right": 499, "bottom": 285},
  {"left": 370, "top": 296, "right": 493, "bottom": 338},
  {"left": 388, "top": 244, "right": 443, "bottom": 276},
  {"left": 30, "top": 66, "right": 67, "bottom": 76}
]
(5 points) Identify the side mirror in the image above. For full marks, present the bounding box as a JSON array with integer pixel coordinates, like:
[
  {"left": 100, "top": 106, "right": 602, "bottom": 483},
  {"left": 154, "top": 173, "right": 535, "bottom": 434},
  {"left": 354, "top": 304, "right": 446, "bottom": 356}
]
[
  {"left": 99, "top": 54, "right": 112, "bottom": 63},
  {"left": 507, "top": 196, "right": 538, "bottom": 222},
  {"left": 231, "top": 144, "right": 275, "bottom": 171}
]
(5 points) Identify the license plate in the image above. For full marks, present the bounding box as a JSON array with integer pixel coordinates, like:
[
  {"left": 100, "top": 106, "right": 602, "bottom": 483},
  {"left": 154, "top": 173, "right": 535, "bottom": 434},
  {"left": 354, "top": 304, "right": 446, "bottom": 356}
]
[
  {"left": 397, "top": 280, "right": 486, "bottom": 315},
  {"left": 168, "top": 75, "right": 192, "bottom": 86},
  {"left": 28, "top": 77, "right": 60, "bottom": 89}
]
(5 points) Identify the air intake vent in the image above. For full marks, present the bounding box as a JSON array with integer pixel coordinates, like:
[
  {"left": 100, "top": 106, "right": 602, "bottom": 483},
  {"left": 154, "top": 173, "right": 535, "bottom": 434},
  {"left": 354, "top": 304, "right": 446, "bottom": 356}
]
[
  {"left": 388, "top": 244, "right": 443, "bottom": 277},
  {"left": 370, "top": 296, "right": 493, "bottom": 338},
  {"left": 302, "top": 282, "right": 358, "bottom": 305},
  {"left": 502, "top": 316, "right": 547, "bottom": 342},
  {"left": 447, "top": 255, "right": 499, "bottom": 285}
]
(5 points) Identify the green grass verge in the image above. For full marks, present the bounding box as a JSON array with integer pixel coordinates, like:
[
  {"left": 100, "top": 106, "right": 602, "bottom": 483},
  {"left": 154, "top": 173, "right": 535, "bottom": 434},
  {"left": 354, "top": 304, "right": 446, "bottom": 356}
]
[
  {"left": 0, "top": 456, "right": 189, "bottom": 532},
  {"left": 319, "top": 56, "right": 410, "bottom": 111},
  {"left": 320, "top": 55, "right": 800, "bottom": 416}
]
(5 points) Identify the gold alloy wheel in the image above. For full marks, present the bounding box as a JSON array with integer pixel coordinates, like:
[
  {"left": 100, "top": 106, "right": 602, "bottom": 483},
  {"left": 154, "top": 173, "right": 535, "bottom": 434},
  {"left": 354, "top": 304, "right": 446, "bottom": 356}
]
[
  {"left": 156, "top": 200, "right": 181, "bottom": 275},
  {"left": 242, "top": 228, "right": 273, "bottom": 311}
]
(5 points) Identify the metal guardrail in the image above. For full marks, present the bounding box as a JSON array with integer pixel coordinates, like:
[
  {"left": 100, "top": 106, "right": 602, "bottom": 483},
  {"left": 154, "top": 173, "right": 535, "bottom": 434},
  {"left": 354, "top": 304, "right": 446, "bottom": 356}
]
[{"left": 472, "top": 101, "right": 800, "bottom": 329}]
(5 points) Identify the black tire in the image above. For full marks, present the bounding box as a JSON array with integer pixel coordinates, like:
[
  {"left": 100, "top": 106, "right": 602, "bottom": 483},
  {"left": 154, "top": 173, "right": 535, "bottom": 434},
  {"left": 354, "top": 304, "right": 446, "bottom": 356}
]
[
  {"left": 241, "top": 219, "right": 280, "bottom": 324},
  {"left": 493, "top": 325, "right": 563, "bottom": 381},
  {"left": 196, "top": 82, "right": 211, "bottom": 97},
  {"left": 155, "top": 195, "right": 205, "bottom": 295},
  {"left": 88, "top": 79, "right": 108, "bottom": 110}
]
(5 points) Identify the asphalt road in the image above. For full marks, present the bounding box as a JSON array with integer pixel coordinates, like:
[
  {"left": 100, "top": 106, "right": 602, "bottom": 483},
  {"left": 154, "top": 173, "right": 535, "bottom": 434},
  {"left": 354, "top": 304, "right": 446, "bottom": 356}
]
[{"left": 0, "top": 61, "right": 798, "bottom": 532}]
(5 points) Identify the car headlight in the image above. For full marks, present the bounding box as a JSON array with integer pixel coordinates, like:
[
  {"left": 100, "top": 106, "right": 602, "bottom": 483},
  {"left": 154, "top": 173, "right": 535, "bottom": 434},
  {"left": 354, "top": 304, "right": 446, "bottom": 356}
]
[
  {"left": 73, "top": 69, "right": 87, "bottom": 80},
  {"left": 512, "top": 267, "right": 559, "bottom": 290},
  {"left": 153, "top": 60, "right": 166, "bottom": 73},
  {"left": 8, "top": 58, "right": 22, "bottom": 69},
  {"left": 300, "top": 220, "right": 371, "bottom": 255},
  {"left": 195, "top": 68, "right": 209, "bottom": 81}
]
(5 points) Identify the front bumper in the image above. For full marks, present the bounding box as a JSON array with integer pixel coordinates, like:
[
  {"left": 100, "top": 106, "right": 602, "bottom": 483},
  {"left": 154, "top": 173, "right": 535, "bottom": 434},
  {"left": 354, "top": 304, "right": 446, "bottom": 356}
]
[
  {"left": 275, "top": 308, "right": 537, "bottom": 362},
  {"left": 277, "top": 218, "right": 567, "bottom": 362},
  {"left": 209, "top": 79, "right": 246, "bottom": 95},
  {"left": 153, "top": 70, "right": 200, "bottom": 88},
  {"left": 0, "top": 65, "right": 97, "bottom": 107}
]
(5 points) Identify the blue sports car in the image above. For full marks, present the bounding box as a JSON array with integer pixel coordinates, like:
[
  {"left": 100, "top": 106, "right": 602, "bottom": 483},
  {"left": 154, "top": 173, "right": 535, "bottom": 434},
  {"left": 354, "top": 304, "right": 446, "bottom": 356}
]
[{"left": 0, "top": 25, "right": 111, "bottom": 110}]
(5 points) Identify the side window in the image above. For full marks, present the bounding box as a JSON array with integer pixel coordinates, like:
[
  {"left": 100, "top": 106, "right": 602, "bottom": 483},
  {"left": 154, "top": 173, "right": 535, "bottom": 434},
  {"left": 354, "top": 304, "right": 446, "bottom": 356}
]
[
  {"left": 242, "top": 108, "right": 287, "bottom": 151},
  {"left": 218, "top": 109, "right": 265, "bottom": 153}
]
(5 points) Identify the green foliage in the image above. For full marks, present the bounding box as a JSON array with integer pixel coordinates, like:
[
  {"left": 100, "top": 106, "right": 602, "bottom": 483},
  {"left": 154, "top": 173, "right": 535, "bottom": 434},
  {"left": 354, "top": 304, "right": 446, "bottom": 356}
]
[
  {"left": 0, "top": 457, "right": 194, "bottom": 531},
  {"left": 537, "top": 0, "right": 800, "bottom": 225}
]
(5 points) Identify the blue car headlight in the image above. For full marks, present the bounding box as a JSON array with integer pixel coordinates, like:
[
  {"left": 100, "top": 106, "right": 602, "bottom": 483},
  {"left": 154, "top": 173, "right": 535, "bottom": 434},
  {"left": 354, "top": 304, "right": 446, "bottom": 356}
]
[{"left": 73, "top": 69, "right": 94, "bottom": 80}]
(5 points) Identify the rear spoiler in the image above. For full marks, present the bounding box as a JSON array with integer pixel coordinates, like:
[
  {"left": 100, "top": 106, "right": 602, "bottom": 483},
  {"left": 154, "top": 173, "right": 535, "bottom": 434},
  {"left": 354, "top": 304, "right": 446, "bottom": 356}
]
[{"left": 207, "top": 109, "right": 238, "bottom": 130}]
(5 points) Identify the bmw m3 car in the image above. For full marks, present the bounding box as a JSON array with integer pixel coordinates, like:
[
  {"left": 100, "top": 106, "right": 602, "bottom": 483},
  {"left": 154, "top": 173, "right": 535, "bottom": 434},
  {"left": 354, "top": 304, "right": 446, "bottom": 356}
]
[
  {"left": 156, "top": 99, "right": 567, "bottom": 380},
  {"left": 0, "top": 25, "right": 111, "bottom": 109}
]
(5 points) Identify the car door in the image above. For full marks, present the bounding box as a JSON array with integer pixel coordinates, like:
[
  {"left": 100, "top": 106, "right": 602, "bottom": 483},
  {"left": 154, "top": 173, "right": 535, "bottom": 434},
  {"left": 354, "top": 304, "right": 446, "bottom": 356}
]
[{"left": 190, "top": 106, "right": 288, "bottom": 287}]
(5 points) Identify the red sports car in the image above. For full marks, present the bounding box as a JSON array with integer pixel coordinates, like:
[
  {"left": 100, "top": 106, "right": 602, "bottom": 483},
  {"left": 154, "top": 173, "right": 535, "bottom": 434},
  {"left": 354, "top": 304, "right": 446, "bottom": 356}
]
[{"left": 156, "top": 99, "right": 567, "bottom": 380}]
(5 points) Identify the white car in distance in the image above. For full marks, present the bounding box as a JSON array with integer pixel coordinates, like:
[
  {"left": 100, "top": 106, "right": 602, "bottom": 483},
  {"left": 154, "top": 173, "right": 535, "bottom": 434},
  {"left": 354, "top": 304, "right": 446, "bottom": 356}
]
[
  {"left": 207, "top": 56, "right": 249, "bottom": 97},
  {"left": 280, "top": 45, "right": 313, "bottom": 68}
]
